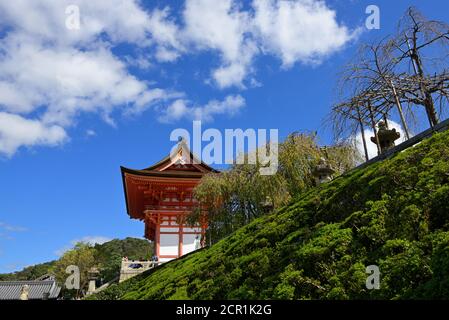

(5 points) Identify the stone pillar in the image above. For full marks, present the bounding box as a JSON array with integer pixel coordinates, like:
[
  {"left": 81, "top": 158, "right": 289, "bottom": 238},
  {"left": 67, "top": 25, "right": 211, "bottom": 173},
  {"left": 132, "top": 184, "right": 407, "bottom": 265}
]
[
  {"left": 87, "top": 279, "right": 96, "bottom": 294},
  {"left": 86, "top": 267, "right": 99, "bottom": 295}
]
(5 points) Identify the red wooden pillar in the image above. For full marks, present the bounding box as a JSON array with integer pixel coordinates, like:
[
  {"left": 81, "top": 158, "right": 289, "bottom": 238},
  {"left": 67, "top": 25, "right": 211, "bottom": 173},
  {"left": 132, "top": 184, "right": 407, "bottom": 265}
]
[
  {"left": 178, "top": 221, "right": 183, "bottom": 257},
  {"left": 155, "top": 213, "right": 161, "bottom": 258}
]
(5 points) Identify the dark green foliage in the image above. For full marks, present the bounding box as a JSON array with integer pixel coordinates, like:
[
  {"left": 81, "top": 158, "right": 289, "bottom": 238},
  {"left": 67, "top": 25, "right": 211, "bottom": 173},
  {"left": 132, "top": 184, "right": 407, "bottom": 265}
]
[
  {"left": 94, "top": 237, "right": 153, "bottom": 283},
  {"left": 0, "top": 261, "right": 55, "bottom": 281},
  {"left": 0, "top": 237, "right": 152, "bottom": 284},
  {"left": 90, "top": 130, "right": 449, "bottom": 300}
]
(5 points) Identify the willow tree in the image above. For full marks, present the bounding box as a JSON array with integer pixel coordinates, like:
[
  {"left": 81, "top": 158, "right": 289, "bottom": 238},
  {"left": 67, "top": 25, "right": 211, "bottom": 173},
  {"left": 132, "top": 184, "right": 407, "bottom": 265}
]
[
  {"left": 192, "top": 132, "right": 359, "bottom": 244},
  {"left": 388, "top": 7, "right": 449, "bottom": 126},
  {"left": 330, "top": 7, "right": 449, "bottom": 161}
]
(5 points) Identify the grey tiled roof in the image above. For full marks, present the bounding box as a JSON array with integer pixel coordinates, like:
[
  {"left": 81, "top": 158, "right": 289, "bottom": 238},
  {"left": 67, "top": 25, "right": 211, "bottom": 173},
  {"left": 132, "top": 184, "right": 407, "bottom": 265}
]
[{"left": 0, "top": 280, "right": 61, "bottom": 300}]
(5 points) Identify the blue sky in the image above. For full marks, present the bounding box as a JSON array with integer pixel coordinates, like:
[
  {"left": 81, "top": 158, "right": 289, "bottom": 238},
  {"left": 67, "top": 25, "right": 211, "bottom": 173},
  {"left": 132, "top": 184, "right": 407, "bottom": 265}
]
[{"left": 0, "top": 0, "right": 448, "bottom": 273}]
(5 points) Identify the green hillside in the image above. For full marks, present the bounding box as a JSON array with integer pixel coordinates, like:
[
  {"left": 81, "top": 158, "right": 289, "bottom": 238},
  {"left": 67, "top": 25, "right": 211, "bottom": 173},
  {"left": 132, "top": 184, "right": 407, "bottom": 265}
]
[
  {"left": 90, "top": 130, "right": 449, "bottom": 300},
  {"left": 0, "top": 237, "right": 152, "bottom": 283},
  {"left": 0, "top": 261, "right": 56, "bottom": 281}
]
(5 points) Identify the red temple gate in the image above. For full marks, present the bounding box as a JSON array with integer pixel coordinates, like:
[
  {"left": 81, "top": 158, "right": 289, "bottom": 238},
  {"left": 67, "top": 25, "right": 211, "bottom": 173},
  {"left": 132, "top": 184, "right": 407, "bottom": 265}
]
[{"left": 121, "top": 140, "right": 217, "bottom": 262}]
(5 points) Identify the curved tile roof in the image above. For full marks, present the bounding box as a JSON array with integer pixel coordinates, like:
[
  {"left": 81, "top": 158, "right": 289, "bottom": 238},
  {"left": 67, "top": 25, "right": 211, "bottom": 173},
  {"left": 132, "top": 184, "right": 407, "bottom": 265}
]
[{"left": 0, "top": 279, "right": 61, "bottom": 300}]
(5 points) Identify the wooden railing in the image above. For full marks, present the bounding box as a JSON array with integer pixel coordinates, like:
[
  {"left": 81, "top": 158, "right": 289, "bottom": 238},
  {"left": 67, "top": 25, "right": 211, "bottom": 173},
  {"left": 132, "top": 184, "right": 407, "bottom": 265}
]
[
  {"left": 119, "top": 259, "right": 163, "bottom": 283},
  {"left": 120, "top": 259, "right": 162, "bottom": 271}
]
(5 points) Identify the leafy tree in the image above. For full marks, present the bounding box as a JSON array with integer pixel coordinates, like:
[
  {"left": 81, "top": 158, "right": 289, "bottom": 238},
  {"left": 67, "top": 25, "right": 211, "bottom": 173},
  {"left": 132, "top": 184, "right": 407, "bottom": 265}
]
[
  {"left": 51, "top": 242, "right": 97, "bottom": 299},
  {"left": 1, "top": 238, "right": 152, "bottom": 276},
  {"left": 94, "top": 237, "right": 153, "bottom": 282},
  {"left": 193, "top": 132, "right": 358, "bottom": 243}
]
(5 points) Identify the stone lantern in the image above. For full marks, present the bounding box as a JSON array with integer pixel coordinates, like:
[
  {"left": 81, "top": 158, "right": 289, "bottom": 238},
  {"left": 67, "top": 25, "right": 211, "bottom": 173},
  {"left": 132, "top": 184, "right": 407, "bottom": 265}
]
[
  {"left": 312, "top": 157, "right": 335, "bottom": 185},
  {"left": 260, "top": 196, "right": 274, "bottom": 213},
  {"left": 370, "top": 120, "right": 400, "bottom": 153},
  {"left": 86, "top": 267, "right": 100, "bottom": 295}
]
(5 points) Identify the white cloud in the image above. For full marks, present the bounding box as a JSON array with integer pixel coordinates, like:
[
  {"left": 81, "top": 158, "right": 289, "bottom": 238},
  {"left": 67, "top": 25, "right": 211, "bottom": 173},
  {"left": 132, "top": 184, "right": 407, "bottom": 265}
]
[
  {"left": 159, "top": 99, "right": 190, "bottom": 122},
  {"left": 0, "top": 1, "right": 176, "bottom": 156},
  {"left": 180, "top": 0, "right": 356, "bottom": 87},
  {"left": 159, "top": 94, "right": 245, "bottom": 123},
  {"left": 0, "top": 35, "right": 168, "bottom": 156},
  {"left": 252, "top": 0, "right": 357, "bottom": 67},
  {"left": 0, "top": 0, "right": 357, "bottom": 156},
  {"left": 55, "top": 235, "right": 112, "bottom": 257},
  {"left": 0, "top": 112, "right": 66, "bottom": 156},
  {"left": 183, "top": 0, "right": 257, "bottom": 88},
  {"left": 155, "top": 47, "right": 181, "bottom": 63},
  {"left": 0, "top": 221, "right": 28, "bottom": 241},
  {"left": 148, "top": 8, "right": 185, "bottom": 62},
  {"left": 352, "top": 120, "right": 409, "bottom": 160},
  {"left": 212, "top": 50, "right": 255, "bottom": 89},
  {"left": 0, "top": 263, "right": 26, "bottom": 273},
  {"left": 124, "top": 89, "right": 184, "bottom": 116},
  {"left": 75, "top": 236, "right": 112, "bottom": 246},
  {"left": 183, "top": 0, "right": 249, "bottom": 63},
  {"left": 85, "top": 129, "right": 96, "bottom": 137},
  {"left": 195, "top": 94, "right": 246, "bottom": 121},
  {"left": 124, "top": 54, "right": 152, "bottom": 70},
  {"left": 0, "top": 37, "right": 159, "bottom": 124},
  {"left": 0, "top": 0, "right": 152, "bottom": 46},
  {"left": 0, "top": 221, "right": 28, "bottom": 233}
]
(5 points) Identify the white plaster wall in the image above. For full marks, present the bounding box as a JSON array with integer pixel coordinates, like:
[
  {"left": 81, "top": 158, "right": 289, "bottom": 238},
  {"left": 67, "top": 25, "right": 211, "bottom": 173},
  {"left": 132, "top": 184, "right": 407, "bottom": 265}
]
[
  {"left": 160, "top": 227, "right": 179, "bottom": 233},
  {"left": 159, "top": 257, "right": 174, "bottom": 262},
  {"left": 183, "top": 234, "right": 200, "bottom": 255},
  {"left": 160, "top": 234, "right": 178, "bottom": 256}
]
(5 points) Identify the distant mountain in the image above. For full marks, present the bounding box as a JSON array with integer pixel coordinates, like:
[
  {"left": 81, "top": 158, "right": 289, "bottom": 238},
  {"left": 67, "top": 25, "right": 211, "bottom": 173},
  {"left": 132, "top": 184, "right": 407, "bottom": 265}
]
[
  {"left": 0, "top": 261, "right": 56, "bottom": 281},
  {"left": 93, "top": 237, "right": 153, "bottom": 283},
  {"left": 0, "top": 237, "right": 153, "bottom": 283}
]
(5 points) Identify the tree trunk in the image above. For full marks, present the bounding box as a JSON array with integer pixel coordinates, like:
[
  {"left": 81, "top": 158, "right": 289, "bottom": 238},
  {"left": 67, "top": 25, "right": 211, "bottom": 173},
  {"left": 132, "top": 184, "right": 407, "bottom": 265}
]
[{"left": 410, "top": 50, "right": 439, "bottom": 127}]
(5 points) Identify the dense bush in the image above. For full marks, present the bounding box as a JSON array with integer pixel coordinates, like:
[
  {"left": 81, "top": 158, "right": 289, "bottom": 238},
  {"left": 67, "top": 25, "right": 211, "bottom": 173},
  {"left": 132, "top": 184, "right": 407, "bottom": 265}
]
[{"left": 90, "top": 130, "right": 449, "bottom": 300}]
